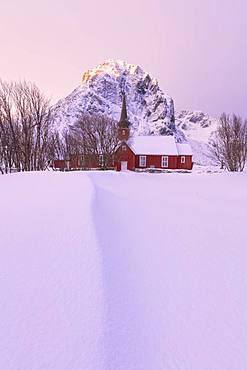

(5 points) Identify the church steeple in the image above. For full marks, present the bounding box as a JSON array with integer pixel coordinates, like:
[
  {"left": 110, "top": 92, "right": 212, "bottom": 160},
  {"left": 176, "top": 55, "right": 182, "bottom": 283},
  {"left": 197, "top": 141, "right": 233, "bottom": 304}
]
[
  {"left": 118, "top": 93, "right": 130, "bottom": 141},
  {"left": 119, "top": 94, "right": 130, "bottom": 128}
]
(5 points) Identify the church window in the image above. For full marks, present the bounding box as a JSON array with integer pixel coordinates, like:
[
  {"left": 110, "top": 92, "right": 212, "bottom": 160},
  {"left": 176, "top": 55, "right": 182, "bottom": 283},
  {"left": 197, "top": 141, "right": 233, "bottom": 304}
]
[
  {"left": 139, "top": 155, "right": 146, "bottom": 167},
  {"left": 161, "top": 156, "right": 168, "bottom": 168},
  {"left": 181, "top": 156, "right": 185, "bottom": 164}
]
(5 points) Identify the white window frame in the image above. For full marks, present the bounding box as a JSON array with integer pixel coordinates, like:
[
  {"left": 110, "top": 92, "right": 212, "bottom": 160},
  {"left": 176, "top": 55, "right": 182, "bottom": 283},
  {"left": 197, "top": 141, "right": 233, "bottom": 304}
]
[
  {"left": 122, "top": 145, "right": 127, "bottom": 151},
  {"left": 161, "top": 155, "right": 168, "bottom": 168},
  {"left": 181, "top": 156, "right": 186, "bottom": 164},
  {"left": 139, "top": 155, "right": 146, "bottom": 167}
]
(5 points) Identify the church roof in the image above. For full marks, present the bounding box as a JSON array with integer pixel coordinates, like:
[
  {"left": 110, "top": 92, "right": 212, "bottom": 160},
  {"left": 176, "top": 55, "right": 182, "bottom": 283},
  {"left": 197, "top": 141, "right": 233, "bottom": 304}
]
[
  {"left": 176, "top": 143, "right": 193, "bottom": 155},
  {"left": 130, "top": 136, "right": 193, "bottom": 156}
]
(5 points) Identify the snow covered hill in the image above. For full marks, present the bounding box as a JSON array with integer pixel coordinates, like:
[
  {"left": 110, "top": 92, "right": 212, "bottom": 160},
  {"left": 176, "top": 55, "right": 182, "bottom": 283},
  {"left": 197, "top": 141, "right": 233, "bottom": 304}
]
[
  {"left": 52, "top": 59, "right": 176, "bottom": 137},
  {"left": 1, "top": 171, "right": 247, "bottom": 370},
  {"left": 176, "top": 110, "right": 218, "bottom": 142},
  {"left": 175, "top": 110, "right": 219, "bottom": 165}
]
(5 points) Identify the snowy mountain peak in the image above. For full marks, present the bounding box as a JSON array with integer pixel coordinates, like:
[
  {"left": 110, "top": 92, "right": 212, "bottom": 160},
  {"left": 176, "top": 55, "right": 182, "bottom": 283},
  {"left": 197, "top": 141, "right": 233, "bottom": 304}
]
[
  {"left": 52, "top": 60, "right": 176, "bottom": 136},
  {"left": 81, "top": 59, "right": 156, "bottom": 85}
]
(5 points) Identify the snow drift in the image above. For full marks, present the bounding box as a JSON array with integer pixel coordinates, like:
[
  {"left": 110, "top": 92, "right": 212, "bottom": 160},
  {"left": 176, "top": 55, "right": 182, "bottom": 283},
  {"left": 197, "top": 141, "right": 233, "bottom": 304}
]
[{"left": 1, "top": 171, "right": 246, "bottom": 370}]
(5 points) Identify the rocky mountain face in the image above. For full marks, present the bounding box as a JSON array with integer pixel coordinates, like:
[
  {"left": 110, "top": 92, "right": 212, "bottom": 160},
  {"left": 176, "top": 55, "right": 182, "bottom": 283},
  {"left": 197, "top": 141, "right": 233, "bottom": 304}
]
[
  {"left": 52, "top": 60, "right": 177, "bottom": 137},
  {"left": 175, "top": 110, "right": 218, "bottom": 142},
  {"left": 52, "top": 60, "right": 219, "bottom": 165},
  {"left": 175, "top": 110, "right": 219, "bottom": 165}
]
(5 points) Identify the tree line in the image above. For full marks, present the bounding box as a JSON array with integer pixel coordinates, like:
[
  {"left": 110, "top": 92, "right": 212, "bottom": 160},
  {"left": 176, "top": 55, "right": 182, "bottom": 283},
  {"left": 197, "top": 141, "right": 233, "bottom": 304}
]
[
  {"left": 0, "top": 80, "right": 120, "bottom": 174},
  {"left": 0, "top": 80, "right": 59, "bottom": 173},
  {"left": 0, "top": 79, "right": 247, "bottom": 173}
]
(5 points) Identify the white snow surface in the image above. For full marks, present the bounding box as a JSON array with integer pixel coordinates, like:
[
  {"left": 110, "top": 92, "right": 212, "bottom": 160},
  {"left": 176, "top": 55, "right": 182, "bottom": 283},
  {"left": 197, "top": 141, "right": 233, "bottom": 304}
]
[{"left": 1, "top": 171, "right": 247, "bottom": 370}]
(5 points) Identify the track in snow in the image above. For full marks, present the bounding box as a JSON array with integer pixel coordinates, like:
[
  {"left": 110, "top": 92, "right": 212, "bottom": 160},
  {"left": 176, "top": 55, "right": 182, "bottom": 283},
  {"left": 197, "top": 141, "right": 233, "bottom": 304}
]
[{"left": 1, "top": 171, "right": 247, "bottom": 370}]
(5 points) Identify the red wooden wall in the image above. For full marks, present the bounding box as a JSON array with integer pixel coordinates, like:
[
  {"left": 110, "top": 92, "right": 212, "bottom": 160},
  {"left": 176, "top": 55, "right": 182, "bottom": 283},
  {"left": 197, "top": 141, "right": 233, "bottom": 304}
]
[
  {"left": 53, "top": 149, "right": 193, "bottom": 171},
  {"left": 114, "top": 144, "right": 135, "bottom": 171}
]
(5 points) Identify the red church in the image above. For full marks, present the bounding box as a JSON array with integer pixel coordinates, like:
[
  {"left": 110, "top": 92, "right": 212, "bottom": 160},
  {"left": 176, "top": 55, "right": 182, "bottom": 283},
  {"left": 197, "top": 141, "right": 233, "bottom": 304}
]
[{"left": 53, "top": 95, "right": 193, "bottom": 172}]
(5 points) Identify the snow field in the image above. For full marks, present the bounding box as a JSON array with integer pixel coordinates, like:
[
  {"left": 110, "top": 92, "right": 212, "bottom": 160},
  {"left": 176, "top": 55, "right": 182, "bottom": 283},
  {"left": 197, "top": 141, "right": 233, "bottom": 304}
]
[
  {"left": 90, "top": 171, "right": 247, "bottom": 370},
  {"left": 0, "top": 172, "right": 105, "bottom": 370},
  {"left": 0, "top": 170, "right": 247, "bottom": 370}
]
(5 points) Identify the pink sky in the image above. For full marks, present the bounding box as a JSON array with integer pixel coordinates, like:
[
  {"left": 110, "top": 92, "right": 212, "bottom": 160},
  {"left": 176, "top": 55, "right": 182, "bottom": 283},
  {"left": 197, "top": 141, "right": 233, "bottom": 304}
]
[{"left": 0, "top": 0, "right": 246, "bottom": 117}]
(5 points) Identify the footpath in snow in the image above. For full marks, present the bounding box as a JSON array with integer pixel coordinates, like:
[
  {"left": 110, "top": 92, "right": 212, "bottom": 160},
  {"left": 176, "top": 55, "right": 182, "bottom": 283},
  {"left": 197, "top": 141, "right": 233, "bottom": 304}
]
[{"left": 0, "top": 170, "right": 247, "bottom": 370}]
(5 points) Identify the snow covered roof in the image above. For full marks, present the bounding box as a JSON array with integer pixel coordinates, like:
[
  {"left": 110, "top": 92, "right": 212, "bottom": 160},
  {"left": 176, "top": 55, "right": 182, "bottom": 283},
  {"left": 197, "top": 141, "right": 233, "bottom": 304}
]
[
  {"left": 130, "top": 135, "right": 178, "bottom": 155},
  {"left": 129, "top": 136, "right": 193, "bottom": 156},
  {"left": 176, "top": 143, "right": 193, "bottom": 155}
]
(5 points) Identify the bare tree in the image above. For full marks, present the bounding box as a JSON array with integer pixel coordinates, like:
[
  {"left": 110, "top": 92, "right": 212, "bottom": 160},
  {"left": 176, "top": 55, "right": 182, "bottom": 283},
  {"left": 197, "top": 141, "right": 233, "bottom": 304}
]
[
  {"left": 0, "top": 80, "right": 20, "bottom": 173},
  {"left": 212, "top": 113, "right": 247, "bottom": 171},
  {"left": 65, "top": 114, "right": 121, "bottom": 169},
  {"left": 0, "top": 80, "right": 55, "bottom": 173}
]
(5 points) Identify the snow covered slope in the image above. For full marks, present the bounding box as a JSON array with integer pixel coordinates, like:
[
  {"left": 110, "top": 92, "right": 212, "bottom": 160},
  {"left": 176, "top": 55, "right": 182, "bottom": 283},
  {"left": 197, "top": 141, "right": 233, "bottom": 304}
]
[
  {"left": 1, "top": 171, "right": 247, "bottom": 370},
  {"left": 175, "top": 110, "right": 219, "bottom": 165},
  {"left": 176, "top": 110, "right": 218, "bottom": 142},
  {"left": 52, "top": 59, "right": 176, "bottom": 136}
]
